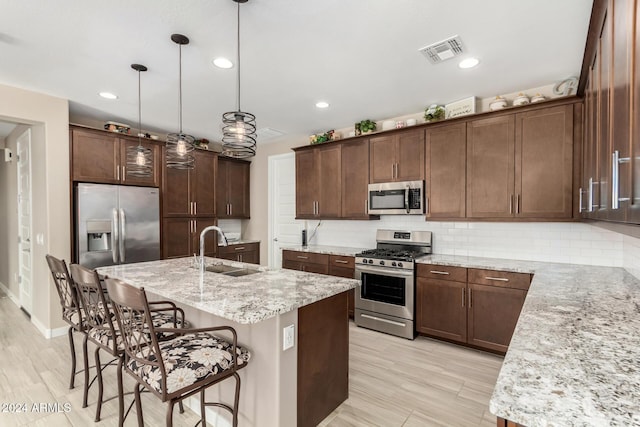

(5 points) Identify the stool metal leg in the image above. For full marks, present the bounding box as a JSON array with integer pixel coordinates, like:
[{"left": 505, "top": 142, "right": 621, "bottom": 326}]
[
  {"left": 117, "top": 356, "right": 124, "bottom": 427},
  {"left": 94, "top": 348, "right": 103, "bottom": 422},
  {"left": 82, "top": 334, "right": 90, "bottom": 408},
  {"left": 134, "top": 384, "right": 144, "bottom": 427},
  {"left": 67, "top": 327, "right": 77, "bottom": 389},
  {"left": 166, "top": 400, "right": 175, "bottom": 427}
]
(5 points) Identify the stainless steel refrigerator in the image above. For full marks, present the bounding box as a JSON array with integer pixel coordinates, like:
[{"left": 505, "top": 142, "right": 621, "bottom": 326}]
[{"left": 76, "top": 183, "right": 160, "bottom": 269}]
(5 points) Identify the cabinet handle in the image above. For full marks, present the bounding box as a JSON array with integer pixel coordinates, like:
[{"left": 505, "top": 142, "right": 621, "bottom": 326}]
[
  {"left": 612, "top": 150, "right": 631, "bottom": 209},
  {"left": 234, "top": 246, "right": 245, "bottom": 251},
  {"left": 429, "top": 270, "right": 450, "bottom": 275},
  {"left": 509, "top": 195, "right": 513, "bottom": 214},
  {"left": 334, "top": 260, "right": 349, "bottom": 264},
  {"left": 462, "top": 288, "right": 465, "bottom": 308},
  {"left": 229, "top": 204, "right": 232, "bottom": 216},
  {"left": 516, "top": 194, "right": 520, "bottom": 214},
  {"left": 297, "top": 255, "right": 309, "bottom": 259},
  {"left": 426, "top": 196, "right": 430, "bottom": 215},
  {"left": 122, "top": 165, "right": 126, "bottom": 181},
  {"left": 588, "top": 177, "right": 595, "bottom": 212},
  {"left": 116, "top": 165, "right": 120, "bottom": 181},
  {"left": 485, "top": 276, "right": 509, "bottom": 282},
  {"left": 391, "top": 164, "right": 395, "bottom": 179},
  {"left": 365, "top": 199, "right": 368, "bottom": 215},
  {"left": 194, "top": 202, "right": 197, "bottom": 215},
  {"left": 579, "top": 187, "right": 584, "bottom": 213},
  {"left": 468, "top": 289, "right": 472, "bottom": 308}
]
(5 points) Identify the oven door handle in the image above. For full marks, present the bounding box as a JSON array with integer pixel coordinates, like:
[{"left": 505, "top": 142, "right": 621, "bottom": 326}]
[{"left": 357, "top": 265, "right": 414, "bottom": 277}]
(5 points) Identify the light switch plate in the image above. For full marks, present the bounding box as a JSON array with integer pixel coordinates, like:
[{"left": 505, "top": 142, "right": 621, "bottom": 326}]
[{"left": 283, "top": 324, "right": 295, "bottom": 351}]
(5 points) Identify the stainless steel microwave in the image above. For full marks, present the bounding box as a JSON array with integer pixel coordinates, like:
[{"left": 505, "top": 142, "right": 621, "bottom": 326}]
[{"left": 367, "top": 180, "right": 425, "bottom": 215}]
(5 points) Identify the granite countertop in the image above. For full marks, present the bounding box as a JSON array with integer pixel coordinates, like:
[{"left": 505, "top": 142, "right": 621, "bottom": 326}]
[
  {"left": 226, "top": 239, "right": 260, "bottom": 245},
  {"left": 418, "top": 254, "right": 640, "bottom": 426},
  {"left": 97, "top": 257, "right": 358, "bottom": 325},
  {"left": 280, "top": 244, "right": 367, "bottom": 257}
]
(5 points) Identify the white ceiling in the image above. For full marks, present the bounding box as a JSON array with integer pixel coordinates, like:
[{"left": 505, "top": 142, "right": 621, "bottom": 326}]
[{"left": 0, "top": 0, "right": 592, "bottom": 144}]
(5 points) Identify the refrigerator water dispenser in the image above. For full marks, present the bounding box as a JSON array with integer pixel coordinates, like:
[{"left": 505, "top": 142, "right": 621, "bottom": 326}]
[{"left": 86, "top": 220, "right": 112, "bottom": 252}]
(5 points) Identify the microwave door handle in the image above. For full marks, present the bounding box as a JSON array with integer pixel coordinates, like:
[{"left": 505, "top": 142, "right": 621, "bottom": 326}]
[{"left": 405, "top": 186, "right": 410, "bottom": 213}]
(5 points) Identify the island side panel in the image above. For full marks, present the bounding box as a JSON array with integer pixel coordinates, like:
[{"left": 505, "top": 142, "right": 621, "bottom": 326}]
[
  {"left": 158, "top": 298, "right": 298, "bottom": 427},
  {"left": 298, "top": 291, "right": 349, "bottom": 427}
]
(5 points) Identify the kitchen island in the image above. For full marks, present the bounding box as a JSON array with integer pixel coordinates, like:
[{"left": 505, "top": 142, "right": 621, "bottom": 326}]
[
  {"left": 420, "top": 255, "right": 640, "bottom": 427},
  {"left": 98, "top": 257, "right": 358, "bottom": 427}
]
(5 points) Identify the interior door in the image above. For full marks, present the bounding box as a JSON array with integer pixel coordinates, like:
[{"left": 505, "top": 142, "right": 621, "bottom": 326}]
[
  {"left": 269, "top": 153, "right": 301, "bottom": 269},
  {"left": 17, "top": 129, "right": 33, "bottom": 314}
]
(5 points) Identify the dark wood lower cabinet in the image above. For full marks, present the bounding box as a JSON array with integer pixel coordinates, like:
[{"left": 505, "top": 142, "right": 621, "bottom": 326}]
[
  {"left": 417, "top": 264, "right": 531, "bottom": 354},
  {"left": 298, "top": 292, "right": 349, "bottom": 427},
  {"left": 217, "top": 242, "right": 260, "bottom": 264},
  {"left": 497, "top": 417, "right": 525, "bottom": 427},
  {"left": 416, "top": 277, "right": 467, "bottom": 343},
  {"left": 467, "top": 283, "right": 527, "bottom": 353}
]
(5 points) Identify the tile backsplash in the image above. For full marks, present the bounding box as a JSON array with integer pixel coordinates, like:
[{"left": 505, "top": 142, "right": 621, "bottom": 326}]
[{"left": 305, "top": 216, "right": 625, "bottom": 267}]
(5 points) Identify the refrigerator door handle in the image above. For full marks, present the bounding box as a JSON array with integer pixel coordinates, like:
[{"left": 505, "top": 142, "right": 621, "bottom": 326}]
[
  {"left": 119, "top": 208, "right": 126, "bottom": 263},
  {"left": 112, "top": 208, "right": 119, "bottom": 263}
]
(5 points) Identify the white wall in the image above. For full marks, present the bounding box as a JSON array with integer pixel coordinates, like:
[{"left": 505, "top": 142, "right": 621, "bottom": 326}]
[
  {"left": 0, "top": 83, "right": 69, "bottom": 336},
  {"left": 623, "top": 234, "right": 640, "bottom": 279}
]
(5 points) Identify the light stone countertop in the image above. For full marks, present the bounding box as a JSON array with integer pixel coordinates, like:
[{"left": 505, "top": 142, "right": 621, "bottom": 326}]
[
  {"left": 418, "top": 254, "right": 640, "bottom": 427},
  {"left": 97, "top": 257, "right": 358, "bottom": 325},
  {"left": 225, "top": 239, "right": 260, "bottom": 245},
  {"left": 280, "top": 244, "right": 367, "bottom": 257}
]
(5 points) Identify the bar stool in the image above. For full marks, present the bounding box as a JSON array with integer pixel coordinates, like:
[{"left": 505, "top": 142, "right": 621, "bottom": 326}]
[
  {"left": 104, "top": 278, "right": 251, "bottom": 427},
  {"left": 45, "top": 255, "right": 88, "bottom": 391},
  {"left": 70, "top": 264, "right": 188, "bottom": 425}
]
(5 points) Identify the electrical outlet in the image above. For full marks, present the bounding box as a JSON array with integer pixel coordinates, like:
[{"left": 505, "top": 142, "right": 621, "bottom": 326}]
[{"left": 283, "top": 324, "right": 295, "bottom": 351}]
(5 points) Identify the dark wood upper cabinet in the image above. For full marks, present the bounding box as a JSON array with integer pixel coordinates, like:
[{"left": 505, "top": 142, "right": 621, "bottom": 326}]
[
  {"left": 71, "top": 128, "right": 160, "bottom": 187},
  {"left": 369, "top": 128, "right": 424, "bottom": 183},
  {"left": 341, "top": 139, "right": 371, "bottom": 218},
  {"left": 162, "top": 149, "right": 217, "bottom": 218},
  {"left": 295, "top": 144, "right": 341, "bottom": 219},
  {"left": 425, "top": 122, "right": 466, "bottom": 218},
  {"left": 515, "top": 105, "right": 574, "bottom": 218},
  {"left": 162, "top": 217, "right": 217, "bottom": 259},
  {"left": 466, "top": 115, "right": 516, "bottom": 218},
  {"left": 216, "top": 157, "right": 250, "bottom": 219},
  {"left": 598, "top": 14, "right": 613, "bottom": 220}
]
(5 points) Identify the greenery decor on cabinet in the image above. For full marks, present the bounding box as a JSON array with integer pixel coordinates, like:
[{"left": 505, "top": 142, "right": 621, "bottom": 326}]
[
  {"left": 424, "top": 104, "right": 445, "bottom": 122},
  {"left": 358, "top": 119, "right": 377, "bottom": 134}
]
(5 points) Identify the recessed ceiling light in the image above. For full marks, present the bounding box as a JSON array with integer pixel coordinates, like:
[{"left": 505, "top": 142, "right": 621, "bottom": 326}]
[
  {"left": 212, "top": 57, "right": 234, "bottom": 69},
  {"left": 458, "top": 58, "right": 479, "bottom": 69},
  {"left": 315, "top": 101, "right": 329, "bottom": 109},
  {"left": 99, "top": 92, "right": 118, "bottom": 100}
]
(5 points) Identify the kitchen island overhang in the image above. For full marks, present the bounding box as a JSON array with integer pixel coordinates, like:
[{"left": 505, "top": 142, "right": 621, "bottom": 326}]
[{"left": 98, "top": 257, "right": 358, "bottom": 427}]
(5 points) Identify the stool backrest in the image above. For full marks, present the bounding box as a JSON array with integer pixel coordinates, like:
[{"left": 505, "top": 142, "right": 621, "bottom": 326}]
[
  {"left": 45, "top": 254, "right": 82, "bottom": 328},
  {"left": 104, "top": 278, "right": 165, "bottom": 390},
  {"left": 69, "top": 264, "right": 119, "bottom": 353}
]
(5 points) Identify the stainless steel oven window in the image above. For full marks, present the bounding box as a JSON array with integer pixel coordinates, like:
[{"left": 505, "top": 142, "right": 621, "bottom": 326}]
[{"left": 361, "top": 272, "right": 406, "bottom": 306}]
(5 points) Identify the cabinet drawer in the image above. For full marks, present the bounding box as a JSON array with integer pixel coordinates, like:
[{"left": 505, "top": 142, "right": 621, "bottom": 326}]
[
  {"left": 417, "top": 264, "right": 467, "bottom": 282},
  {"left": 218, "top": 242, "right": 259, "bottom": 255},
  {"left": 329, "top": 255, "right": 355, "bottom": 269},
  {"left": 283, "top": 250, "right": 328, "bottom": 265},
  {"left": 468, "top": 268, "right": 531, "bottom": 290}
]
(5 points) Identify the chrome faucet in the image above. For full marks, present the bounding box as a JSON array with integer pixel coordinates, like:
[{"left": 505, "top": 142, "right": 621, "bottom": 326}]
[{"left": 199, "top": 226, "right": 228, "bottom": 268}]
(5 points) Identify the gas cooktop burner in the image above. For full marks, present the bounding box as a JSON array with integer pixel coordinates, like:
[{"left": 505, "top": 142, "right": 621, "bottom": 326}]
[{"left": 357, "top": 248, "right": 425, "bottom": 262}]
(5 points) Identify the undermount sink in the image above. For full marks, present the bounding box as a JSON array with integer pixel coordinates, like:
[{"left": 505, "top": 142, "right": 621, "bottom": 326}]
[
  {"left": 202, "top": 264, "right": 261, "bottom": 277},
  {"left": 222, "top": 268, "right": 261, "bottom": 277},
  {"left": 205, "top": 264, "right": 239, "bottom": 274}
]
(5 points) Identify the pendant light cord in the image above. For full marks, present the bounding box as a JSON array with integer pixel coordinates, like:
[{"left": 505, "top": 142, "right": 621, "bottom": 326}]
[
  {"left": 179, "top": 44, "right": 183, "bottom": 134},
  {"left": 137, "top": 69, "right": 142, "bottom": 146},
  {"left": 236, "top": 0, "right": 241, "bottom": 113}
]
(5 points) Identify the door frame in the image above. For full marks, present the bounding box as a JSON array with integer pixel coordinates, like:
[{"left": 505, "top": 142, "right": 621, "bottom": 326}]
[
  {"left": 268, "top": 152, "right": 295, "bottom": 269},
  {"left": 16, "top": 128, "right": 33, "bottom": 315}
]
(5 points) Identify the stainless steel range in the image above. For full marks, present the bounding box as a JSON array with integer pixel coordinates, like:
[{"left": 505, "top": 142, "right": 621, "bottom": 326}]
[{"left": 354, "top": 229, "right": 432, "bottom": 339}]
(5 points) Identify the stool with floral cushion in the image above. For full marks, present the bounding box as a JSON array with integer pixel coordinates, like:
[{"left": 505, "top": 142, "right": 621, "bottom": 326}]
[
  {"left": 45, "top": 255, "right": 89, "bottom": 392},
  {"left": 69, "top": 264, "right": 188, "bottom": 425},
  {"left": 104, "top": 277, "right": 251, "bottom": 427}
]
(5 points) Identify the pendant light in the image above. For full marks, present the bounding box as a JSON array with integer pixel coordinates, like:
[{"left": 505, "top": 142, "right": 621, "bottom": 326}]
[
  {"left": 166, "top": 34, "right": 195, "bottom": 170},
  {"left": 126, "top": 64, "right": 153, "bottom": 177},
  {"left": 222, "top": 0, "right": 257, "bottom": 158}
]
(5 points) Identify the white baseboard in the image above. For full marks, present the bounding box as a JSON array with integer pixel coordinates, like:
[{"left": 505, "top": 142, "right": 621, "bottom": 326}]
[
  {"left": 30, "top": 316, "right": 68, "bottom": 339},
  {"left": 184, "top": 396, "right": 232, "bottom": 427},
  {"left": 0, "top": 281, "right": 19, "bottom": 306}
]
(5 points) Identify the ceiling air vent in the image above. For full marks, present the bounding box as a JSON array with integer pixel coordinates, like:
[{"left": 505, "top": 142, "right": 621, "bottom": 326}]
[
  {"left": 419, "top": 35, "right": 464, "bottom": 64},
  {"left": 256, "top": 127, "right": 285, "bottom": 141}
]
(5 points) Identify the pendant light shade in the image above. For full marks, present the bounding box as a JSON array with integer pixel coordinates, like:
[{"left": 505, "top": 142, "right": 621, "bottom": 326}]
[
  {"left": 126, "top": 64, "right": 153, "bottom": 178},
  {"left": 166, "top": 33, "right": 195, "bottom": 170},
  {"left": 222, "top": 0, "right": 257, "bottom": 159}
]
